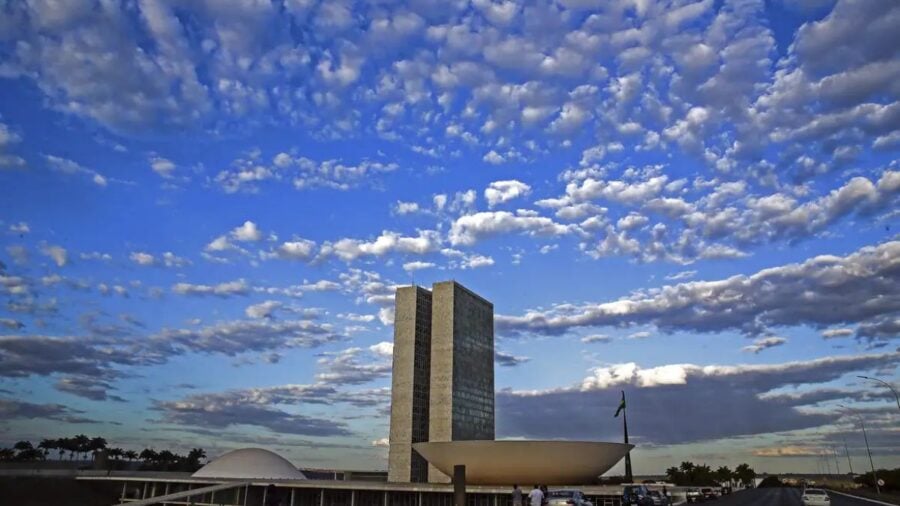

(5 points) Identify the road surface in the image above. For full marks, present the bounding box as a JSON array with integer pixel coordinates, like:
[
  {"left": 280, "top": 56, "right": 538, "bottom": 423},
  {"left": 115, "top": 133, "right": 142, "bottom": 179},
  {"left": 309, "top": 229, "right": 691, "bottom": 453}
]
[{"left": 699, "top": 488, "right": 889, "bottom": 506}]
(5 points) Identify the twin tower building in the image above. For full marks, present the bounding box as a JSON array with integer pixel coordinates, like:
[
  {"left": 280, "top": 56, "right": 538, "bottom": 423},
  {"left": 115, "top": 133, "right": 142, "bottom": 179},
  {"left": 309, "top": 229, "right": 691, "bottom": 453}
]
[{"left": 387, "top": 281, "right": 495, "bottom": 483}]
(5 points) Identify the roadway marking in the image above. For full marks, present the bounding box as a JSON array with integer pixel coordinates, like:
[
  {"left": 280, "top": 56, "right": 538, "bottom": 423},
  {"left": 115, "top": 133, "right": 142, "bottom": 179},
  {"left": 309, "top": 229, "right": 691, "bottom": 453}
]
[{"left": 827, "top": 489, "right": 898, "bottom": 506}]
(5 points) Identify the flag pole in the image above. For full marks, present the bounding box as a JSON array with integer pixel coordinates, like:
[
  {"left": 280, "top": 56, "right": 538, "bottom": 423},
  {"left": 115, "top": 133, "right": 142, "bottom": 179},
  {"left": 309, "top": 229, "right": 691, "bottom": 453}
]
[{"left": 622, "top": 390, "right": 633, "bottom": 483}]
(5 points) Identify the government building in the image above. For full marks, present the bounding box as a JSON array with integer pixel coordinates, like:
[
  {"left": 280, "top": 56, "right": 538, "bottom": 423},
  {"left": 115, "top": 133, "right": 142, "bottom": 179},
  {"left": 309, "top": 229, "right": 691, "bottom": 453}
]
[{"left": 388, "top": 281, "right": 495, "bottom": 483}]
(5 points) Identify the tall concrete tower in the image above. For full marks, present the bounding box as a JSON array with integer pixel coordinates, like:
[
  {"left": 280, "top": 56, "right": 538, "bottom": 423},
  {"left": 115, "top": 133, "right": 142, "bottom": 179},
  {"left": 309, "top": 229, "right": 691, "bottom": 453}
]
[
  {"left": 426, "top": 281, "right": 495, "bottom": 482},
  {"left": 387, "top": 286, "right": 433, "bottom": 483},
  {"left": 387, "top": 281, "right": 494, "bottom": 483}
]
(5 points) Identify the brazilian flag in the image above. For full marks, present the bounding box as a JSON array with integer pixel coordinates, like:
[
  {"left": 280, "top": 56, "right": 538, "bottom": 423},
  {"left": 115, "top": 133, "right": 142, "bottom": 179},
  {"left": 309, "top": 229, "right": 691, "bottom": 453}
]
[{"left": 614, "top": 391, "right": 626, "bottom": 417}]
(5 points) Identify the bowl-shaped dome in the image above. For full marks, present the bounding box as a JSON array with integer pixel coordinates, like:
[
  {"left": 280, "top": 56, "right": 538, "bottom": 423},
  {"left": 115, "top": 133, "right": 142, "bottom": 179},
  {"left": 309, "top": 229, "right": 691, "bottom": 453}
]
[
  {"left": 413, "top": 440, "right": 632, "bottom": 485},
  {"left": 192, "top": 448, "right": 306, "bottom": 480}
]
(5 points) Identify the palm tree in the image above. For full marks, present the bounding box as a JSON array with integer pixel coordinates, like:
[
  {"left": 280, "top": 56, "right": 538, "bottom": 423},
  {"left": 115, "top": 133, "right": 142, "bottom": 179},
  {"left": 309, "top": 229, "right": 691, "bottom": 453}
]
[
  {"left": 666, "top": 466, "right": 683, "bottom": 485},
  {"left": 72, "top": 435, "right": 90, "bottom": 461},
  {"left": 13, "top": 441, "right": 33, "bottom": 452},
  {"left": 139, "top": 448, "right": 158, "bottom": 464},
  {"left": 89, "top": 437, "right": 107, "bottom": 461},
  {"left": 38, "top": 439, "right": 56, "bottom": 459},
  {"left": 124, "top": 450, "right": 138, "bottom": 462},
  {"left": 58, "top": 437, "right": 77, "bottom": 460},
  {"left": 734, "top": 463, "right": 756, "bottom": 487},
  {"left": 0, "top": 448, "right": 14, "bottom": 461},
  {"left": 715, "top": 466, "right": 733, "bottom": 487}
]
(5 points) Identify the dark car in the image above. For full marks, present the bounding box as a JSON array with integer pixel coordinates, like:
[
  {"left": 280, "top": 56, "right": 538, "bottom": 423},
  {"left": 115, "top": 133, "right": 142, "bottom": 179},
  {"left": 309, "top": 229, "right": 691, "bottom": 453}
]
[
  {"left": 622, "top": 485, "right": 653, "bottom": 506},
  {"left": 648, "top": 490, "right": 670, "bottom": 506},
  {"left": 701, "top": 488, "right": 716, "bottom": 500},
  {"left": 685, "top": 488, "right": 703, "bottom": 503}
]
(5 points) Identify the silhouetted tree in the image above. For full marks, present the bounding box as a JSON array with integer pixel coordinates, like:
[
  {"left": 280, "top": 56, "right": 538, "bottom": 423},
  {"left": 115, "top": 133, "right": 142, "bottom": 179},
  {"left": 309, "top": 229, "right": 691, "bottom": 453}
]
[
  {"left": 715, "top": 466, "right": 734, "bottom": 487},
  {"left": 89, "top": 437, "right": 108, "bottom": 460},
  {"left": 38, "top": 439, "right": 56, "bottom": 459},
  {"left": 72, "top": 434, "right": 90, "bottom": 460},
  {"left": 139, "top": 448, "right": 158, "bottom": 463},
  {"left": 734, "top": 463, "right": 756, "bottom": 487}
]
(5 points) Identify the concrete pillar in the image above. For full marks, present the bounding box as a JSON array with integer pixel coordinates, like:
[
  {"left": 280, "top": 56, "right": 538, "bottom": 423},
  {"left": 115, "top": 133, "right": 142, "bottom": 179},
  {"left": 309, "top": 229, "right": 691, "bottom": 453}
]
[
  {"left": 384, "top": 490, "right": 389, "bottom": 506},
  {"left": 291, "top": 489, "right": 296, "bottom": 506},
  {"left": 351, "top": 490, "right": 356, "bottom": 506},
  {"left": 453, "top": 465, "right": 466, "bottom": 506},
  {"left": 320, "top": 489, "right": 326, "bottom": 506}
]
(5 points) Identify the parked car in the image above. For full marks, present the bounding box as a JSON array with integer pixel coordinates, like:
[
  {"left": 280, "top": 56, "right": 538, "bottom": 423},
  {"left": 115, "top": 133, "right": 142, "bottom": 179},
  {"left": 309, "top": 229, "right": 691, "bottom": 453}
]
[
  {"left": 622, "top": 485, "right": 654, "bottom": 506},
  {"left": 801, "top": 488, "right": 831, "bottom": 506},
  {"left": 546, "top": 489, "right": 592, "bottom": 506},
  {"left": 685, "top": 488, "right": 703, "bottom": 503},
  {"left": 647, "top": 490, "right": 670, "bottom": 506},
  {"left": 701, "top": 488, "right": 717, "bottom": 500}
]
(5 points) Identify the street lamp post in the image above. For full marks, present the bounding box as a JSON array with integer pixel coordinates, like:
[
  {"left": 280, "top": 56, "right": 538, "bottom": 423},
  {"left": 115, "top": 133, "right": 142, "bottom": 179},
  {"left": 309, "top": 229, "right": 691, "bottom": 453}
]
[
  {"left": 838, "top": 404, "right": 880, "bottom": 495},
  {"left": 857, "top": 375, "right": 900, "bottom": 411},
  {"left": 843, "top": 438, "right": 854, "bottom": 475}
]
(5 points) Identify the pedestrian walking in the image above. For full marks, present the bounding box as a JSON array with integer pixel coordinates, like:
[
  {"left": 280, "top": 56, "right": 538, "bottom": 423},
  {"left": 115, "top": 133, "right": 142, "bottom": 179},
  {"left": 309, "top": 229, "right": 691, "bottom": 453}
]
[
  {"left": 512, "top": 484, "right": 523, "bottom": 506},
  {"left": 529, "top": 485, "right": 543, "bottom": 506}
]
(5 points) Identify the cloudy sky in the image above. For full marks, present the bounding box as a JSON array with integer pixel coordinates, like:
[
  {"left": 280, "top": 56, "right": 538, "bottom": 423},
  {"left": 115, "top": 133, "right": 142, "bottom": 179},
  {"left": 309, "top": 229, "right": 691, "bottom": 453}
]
[{"left": 0, "top": 0, "right": 898, "bottom": 475}]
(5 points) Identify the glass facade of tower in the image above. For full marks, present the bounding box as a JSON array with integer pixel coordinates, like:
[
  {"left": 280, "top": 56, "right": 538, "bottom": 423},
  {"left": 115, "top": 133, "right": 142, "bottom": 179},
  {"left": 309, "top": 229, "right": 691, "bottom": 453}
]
[{"left": 450, "top": 284, "right": 495, "bottom": 441}]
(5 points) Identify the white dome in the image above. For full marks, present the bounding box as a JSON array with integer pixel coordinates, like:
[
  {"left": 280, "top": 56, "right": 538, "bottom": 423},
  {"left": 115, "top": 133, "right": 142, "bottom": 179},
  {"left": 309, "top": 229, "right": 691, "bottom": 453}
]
[{"left": 192, "top": 448, "right": 306, "bottom": 480}]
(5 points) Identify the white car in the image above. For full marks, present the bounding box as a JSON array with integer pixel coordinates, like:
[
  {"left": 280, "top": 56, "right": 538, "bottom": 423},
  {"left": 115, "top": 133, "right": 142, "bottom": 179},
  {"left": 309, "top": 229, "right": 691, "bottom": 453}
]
[
  {"left": 546, "top": 489, "right": 593, "bottom": 506},
  {"left": 801, "top": 488, "right": 830, "bottom": 506}
]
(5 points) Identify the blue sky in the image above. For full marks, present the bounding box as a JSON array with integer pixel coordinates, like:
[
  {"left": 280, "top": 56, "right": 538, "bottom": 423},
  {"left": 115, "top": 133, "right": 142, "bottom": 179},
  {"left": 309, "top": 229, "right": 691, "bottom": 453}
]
[{"left": 0, "top": 0, "right": 898, "bottom": 475}]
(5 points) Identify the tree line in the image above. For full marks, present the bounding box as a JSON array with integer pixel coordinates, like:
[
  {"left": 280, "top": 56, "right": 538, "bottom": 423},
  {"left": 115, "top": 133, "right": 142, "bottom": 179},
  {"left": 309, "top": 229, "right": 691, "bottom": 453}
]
[
  {"left": 665, "top": 461, "right": 757, "bottom": 487},
  {"left": 0, "top": 435, "right": 207, "bottom": 472}
]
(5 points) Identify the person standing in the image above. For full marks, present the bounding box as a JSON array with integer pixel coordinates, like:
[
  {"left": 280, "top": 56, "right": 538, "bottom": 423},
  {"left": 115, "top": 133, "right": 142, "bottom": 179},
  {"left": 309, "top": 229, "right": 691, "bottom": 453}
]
[
  {"left": 512, "top": 484, "right": 523, "bottom": 506},
  {"left": 529, "top": 485, "right": 543, "bottom": 506}
]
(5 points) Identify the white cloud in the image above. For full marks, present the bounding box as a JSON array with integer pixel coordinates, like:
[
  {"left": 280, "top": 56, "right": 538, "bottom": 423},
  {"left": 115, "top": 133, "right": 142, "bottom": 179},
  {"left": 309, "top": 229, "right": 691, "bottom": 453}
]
[
  {"left": 172, "top": 279, "right": 250, "bottom": 297},
  {"left": 433, "top": 194, "right": 448, "bottom": 211},
  {"left": 461, "top": 254, "right": 494, "bottom": 269},
  {"left": 324, "top": 230, "right": 441, "bottom": 261},
  {"left": 8, "top": 222, "right": 30, "bottom": 234},
  {"left": 378, "top": 307, "right": 395, "bottom": 326},
  {"left": 339, "top": 313, "right": 376, "bottom": 323},
  {"left": 403, "top": 261, "right": 435, "bottom": 272},
  {"left": 449, "top": 211, "right": 573, "bottom": 246},
  {"left": 299, "top": 280, "right": 340, "bottom": 292},
  {"left": 742, "top": 336, "right": 788, "bottom": 354},
  {"left": 484, "top": 180, "right": 532, "bottom": 208},
  {"left": 394, "top": 201, "right": 421, "bottom": 215},
  {"left": 822, "top": 328, "right": 854, "bottom": 339},
  {"left": 129, "top": 252, "right": 155, "bottom": 266},
  {"left": 274, "top": 239, "right": 317, "bottom": 260},
  {"left": 150, "top": 157, "right": 176, "bottom": 178},
  {"left": 231, "top": 221, "right": 263, "bottom": 241},
  {"left": 161, "top": 252, "right": 191, "bottom": 268},
  {"left": 44, "top": 155, "right": 108, "bottom": 186},
  {"left": 245, "top": 300, "right": 282, "bottom": 319},
  {"left": 483, "top": 150, "right": 505, "bottom": 165},
  {"left": 40, "top": 244, "right": 67, "bottom": 267},
  {"left": 581, "top": 334, "right": 610, "bottom": 344},
  {"left": 369, "top": 341, "right": 393, "bottom": 358},
  {"left": 665, "top": 270, "right": 697, "bottom": 281},
  {"left": 499, "top": 241, "right": 900, "bottom": 343}
]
